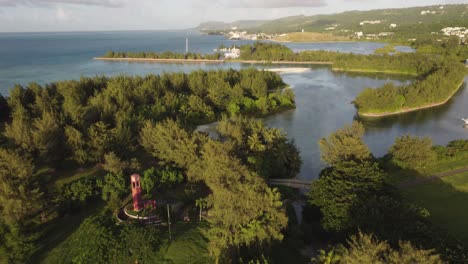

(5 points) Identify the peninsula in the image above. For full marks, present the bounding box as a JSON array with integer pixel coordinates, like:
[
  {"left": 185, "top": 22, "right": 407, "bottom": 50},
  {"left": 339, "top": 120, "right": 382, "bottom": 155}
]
[
  {"left": 357, "top": 80, "right": 466, "bottom": 118},
  {"left": 101, "top": 41, "right": 467, "bottom": 118}
]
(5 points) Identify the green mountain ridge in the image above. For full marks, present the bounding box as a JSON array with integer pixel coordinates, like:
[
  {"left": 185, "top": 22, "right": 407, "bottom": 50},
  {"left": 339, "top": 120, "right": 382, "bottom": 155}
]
[{"left": 197, "top": 4, "right": 468, "bottom": 39}]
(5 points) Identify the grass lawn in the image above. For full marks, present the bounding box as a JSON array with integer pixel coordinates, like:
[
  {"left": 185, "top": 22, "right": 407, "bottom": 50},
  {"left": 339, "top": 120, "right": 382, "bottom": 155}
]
[
  {"left": 38, "top": 200, "right": 105, "bottom": 263},
  {"left": 401, "top": 171, "right": 468, "bottom": 243},
  {"left": 160, "top": 222, "right": 213, "bottom": 264},
  {"left": 53, "top": 166, "right": 105, "bottom": 188},
  {"left": 35, "top": 165, "right": 107, "bottom": 263},
  {"left": 386, "top": 157, "right": 468, "bottom": 184},
  {"left": 423, "top": 158, "right": 468, "bottom": 175}
]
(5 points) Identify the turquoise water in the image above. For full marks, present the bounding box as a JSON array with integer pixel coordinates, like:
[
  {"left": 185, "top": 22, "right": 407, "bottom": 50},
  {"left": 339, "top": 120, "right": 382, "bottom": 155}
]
[{"left": 0, "top": 30, "right": 465, "bottom": 180}]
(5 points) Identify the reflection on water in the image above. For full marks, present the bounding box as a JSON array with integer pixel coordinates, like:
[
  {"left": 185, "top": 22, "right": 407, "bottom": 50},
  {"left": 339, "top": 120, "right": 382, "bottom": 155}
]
[{"left": 264, "top": 71, "right": 468, "bottom": 180}]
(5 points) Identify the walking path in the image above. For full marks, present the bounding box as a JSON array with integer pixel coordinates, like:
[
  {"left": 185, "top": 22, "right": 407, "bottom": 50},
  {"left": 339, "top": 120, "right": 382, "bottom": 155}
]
[
  {"left": 269, "top": 166, "right": 468, "bottom": 190},
  {"left": 268, "top": 178, "right": 312, "bottom": 190}
]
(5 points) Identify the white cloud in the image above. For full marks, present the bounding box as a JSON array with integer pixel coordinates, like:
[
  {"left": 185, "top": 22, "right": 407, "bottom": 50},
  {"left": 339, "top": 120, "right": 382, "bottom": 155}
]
[
  {"left": 55, "top": 6, "right": 69, "bottom": 20},
  {"left": 0, "top": 0, "right": 124, "bottom": 7},
  {"left": 191, "top": 0, "right": 327, "bottom": 8},
  {"left": 226, "top": 0, "right": 327, "bottom": 8}
]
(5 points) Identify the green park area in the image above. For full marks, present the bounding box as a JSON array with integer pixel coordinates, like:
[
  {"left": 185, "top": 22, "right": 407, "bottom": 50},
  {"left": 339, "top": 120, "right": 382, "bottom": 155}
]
[{"left": 401, "top": 171, "right": 468, "bottom": 244}]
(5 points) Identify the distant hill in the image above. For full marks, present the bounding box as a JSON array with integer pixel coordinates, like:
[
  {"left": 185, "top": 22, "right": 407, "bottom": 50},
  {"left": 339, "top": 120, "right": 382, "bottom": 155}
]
[
  {"left": 197, "top": 4, "right": 468, "bottom": 39},
  {"left": 196, "top": 20, "right": 270, "bottom": 32}
]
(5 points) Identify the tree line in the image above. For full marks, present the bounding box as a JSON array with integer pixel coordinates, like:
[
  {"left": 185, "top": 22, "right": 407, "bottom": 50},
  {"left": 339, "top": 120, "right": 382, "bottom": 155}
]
[
  {"left": 308, "top": 122, "right": 468, "bottom": 263},
  {"left": 0, "top": 69, "right": 300, "bottom": 263},
  {"left": 103, "top": 50, "right": 222, "bottom": 60},
  {"left": 354, "top": 58, "right": 466, "bottom": 115}
]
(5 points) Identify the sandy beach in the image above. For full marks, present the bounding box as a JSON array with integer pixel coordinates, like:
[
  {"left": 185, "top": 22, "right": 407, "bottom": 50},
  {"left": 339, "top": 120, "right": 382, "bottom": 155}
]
[{"left": 265, "top": 68, "right": 311, "bottom": 73}]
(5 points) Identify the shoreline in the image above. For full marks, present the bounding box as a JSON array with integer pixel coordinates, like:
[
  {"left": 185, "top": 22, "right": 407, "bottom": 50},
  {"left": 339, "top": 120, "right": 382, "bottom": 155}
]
[
  {"left": 358, "top": 80, "right": 466, "bottom": 118},
  {"left": 95, "top": 57, "right": 334, "bottom": 65},
  {"left": 266, "top": 68, "right": 311, "bottom": 73},
  {"left": 269, "top": 39, "right": 354, "bottom": 44},
  {"left": 331, "top": 67, "right": 418, "bottom": 76},
  {"left": 94, "top": 57, "right": 225, "bottom": 63},
  {"left": 232, "top": 60, "right": 333, "bottom": 65}
]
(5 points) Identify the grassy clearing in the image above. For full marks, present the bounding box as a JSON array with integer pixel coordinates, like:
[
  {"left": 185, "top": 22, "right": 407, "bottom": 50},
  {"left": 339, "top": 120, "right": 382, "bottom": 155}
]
[
  {"left": 401, "top": 171, "right": 468, "bottom": 243},
  {"left": 54, "top": 166, "right": 105, "bottom": 188},
  {"left": 423, "top": 158, "right": 468, "bottom": 175},
  {"left": 38, "top": 200, "right": 105, "bottom": 264},
  {"left": 41, "top": 217, "right": 212, "bottom": 264},
  {"left": 386, "top": 157, "right": 468, "bottom": 184},
  {"left": 274, "top": 32, "right": 349, "bottom": 42},
  {"left": 161, "top": 222, "right": 213, "bottom": 264}
]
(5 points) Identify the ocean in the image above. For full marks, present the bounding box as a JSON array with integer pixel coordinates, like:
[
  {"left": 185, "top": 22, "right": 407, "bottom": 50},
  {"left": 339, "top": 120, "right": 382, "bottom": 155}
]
[{"left": 0, "top": 30, "right": 407, "bottom": 96}]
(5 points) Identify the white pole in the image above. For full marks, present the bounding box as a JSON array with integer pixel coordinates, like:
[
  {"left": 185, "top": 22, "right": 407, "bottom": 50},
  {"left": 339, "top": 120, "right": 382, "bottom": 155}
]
[{"left": 167, "top": 203, "right": 172, "bottom": 240}]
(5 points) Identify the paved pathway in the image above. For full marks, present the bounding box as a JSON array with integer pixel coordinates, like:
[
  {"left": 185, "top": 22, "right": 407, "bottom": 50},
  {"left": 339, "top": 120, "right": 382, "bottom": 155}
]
[
  {"left": 269, "top": 166, "right": 468, "bottom": 190},
  {"left": 268, "top": 178, "right": 313, "bottom": 190}
]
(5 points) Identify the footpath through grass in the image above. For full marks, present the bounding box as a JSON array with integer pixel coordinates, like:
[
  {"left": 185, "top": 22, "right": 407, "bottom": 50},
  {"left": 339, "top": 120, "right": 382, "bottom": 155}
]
[{"left": 400, "top": 171, "right": 468, "bottom": 243}]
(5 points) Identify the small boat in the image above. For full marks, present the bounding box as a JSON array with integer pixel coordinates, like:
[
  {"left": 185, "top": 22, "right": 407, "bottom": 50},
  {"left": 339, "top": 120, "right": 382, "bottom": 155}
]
[{"left": 463, "top": 118, "right": 468, "bottom": 125}]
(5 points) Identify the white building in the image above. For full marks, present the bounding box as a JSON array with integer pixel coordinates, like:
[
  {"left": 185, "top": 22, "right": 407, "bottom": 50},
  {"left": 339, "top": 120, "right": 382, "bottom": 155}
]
[
  {"left": 224, "top": 47, "right": 241, "bottom": 59},
  {"left": 360, "top": 20, "right": 381, "bottom": 26},
  {"left": 421, "top": 10, "right": 437, "bottom": 15},
  {"left": 379, "top": 32, "right": 394, "bottom": 37},
  {"left": 441, "top": 27, "right": 468, "bottom": 39},
  {"left": 355, "top": 31, "right": 364, "bottom": 38}
]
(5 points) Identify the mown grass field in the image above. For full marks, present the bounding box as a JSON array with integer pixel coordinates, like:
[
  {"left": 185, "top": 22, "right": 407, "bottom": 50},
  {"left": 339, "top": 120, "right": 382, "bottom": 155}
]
[
  {"left": 401, "top": 171, "right": 468, "bottom": 243},
  {"left": 387, "top": 157, "right": 468, "bottom": 184}
]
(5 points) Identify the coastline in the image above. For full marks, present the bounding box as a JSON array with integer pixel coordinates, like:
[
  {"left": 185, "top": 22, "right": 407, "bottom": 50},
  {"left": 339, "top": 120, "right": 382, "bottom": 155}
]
[
  {"left": 358, "top": 79, "right": 466, "bottom": 118},
  {"left": 232, "top": 60, "right": 333, "bottom": 65},
  {"left": 95, "top": 57, "right": 334, "bottom": 65},
  {"left": 94, "top": 57, "right": 225, "bottom": 63},
  {"left": 269, "top": 39, "right": 354, "bottom": 44},
  {"left": 332, "top": 67, "right": 418, "bottom": 76}
]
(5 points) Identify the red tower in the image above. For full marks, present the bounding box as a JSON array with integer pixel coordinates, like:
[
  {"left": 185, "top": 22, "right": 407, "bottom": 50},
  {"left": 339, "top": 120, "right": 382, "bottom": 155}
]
[{"left": 131, "top": 174, "right": 143, "bottom": 211}]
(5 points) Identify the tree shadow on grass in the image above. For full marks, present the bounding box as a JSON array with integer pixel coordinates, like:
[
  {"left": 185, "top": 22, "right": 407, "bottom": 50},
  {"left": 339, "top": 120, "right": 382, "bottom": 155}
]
[
  {"left": 159, "top": 222, "right": 213, "bottom": 264},
  {"left": 355, "top": 167, "right": 468, "bottom": 262},
  {"left": 33, "top": 200, "right": 105, "bottom": 264},
  {"left": 400, "top": 175, "right": 468, "bottom": 245}
]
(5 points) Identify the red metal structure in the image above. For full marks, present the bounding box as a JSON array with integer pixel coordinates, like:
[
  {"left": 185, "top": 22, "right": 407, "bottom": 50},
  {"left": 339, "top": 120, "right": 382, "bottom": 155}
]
[{"left": 131, "top": 174, "right": 143, "bottom": 211}]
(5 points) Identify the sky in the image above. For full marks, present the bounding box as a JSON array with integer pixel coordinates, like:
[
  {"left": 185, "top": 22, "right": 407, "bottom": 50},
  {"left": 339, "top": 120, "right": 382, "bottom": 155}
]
[{"left": 0, "top": 0, "right": 467, "bottom": 32}]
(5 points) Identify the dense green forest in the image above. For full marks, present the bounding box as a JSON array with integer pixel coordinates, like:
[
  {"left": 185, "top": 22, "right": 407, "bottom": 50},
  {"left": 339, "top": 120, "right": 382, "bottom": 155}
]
[
  {"left": 0, "top": 69, "right": 303, "bottom": 263},
  {"left": 103, "top": 50, "right": 222, "bottom": 60},
  {"left": 2, "top": 26, "right": 468, "bottom": 263},
  {"left": 309, "top": 122, "right": 468, "bottom": 263},
  {"left": 355, "top": 60, "right": 466, "bottom": 115},
  {"left": 1, "top": 65, "right": 468, "bottom": 262},
  {"left": 239, "top": 41, "right": 467, "bottom": 68}
]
